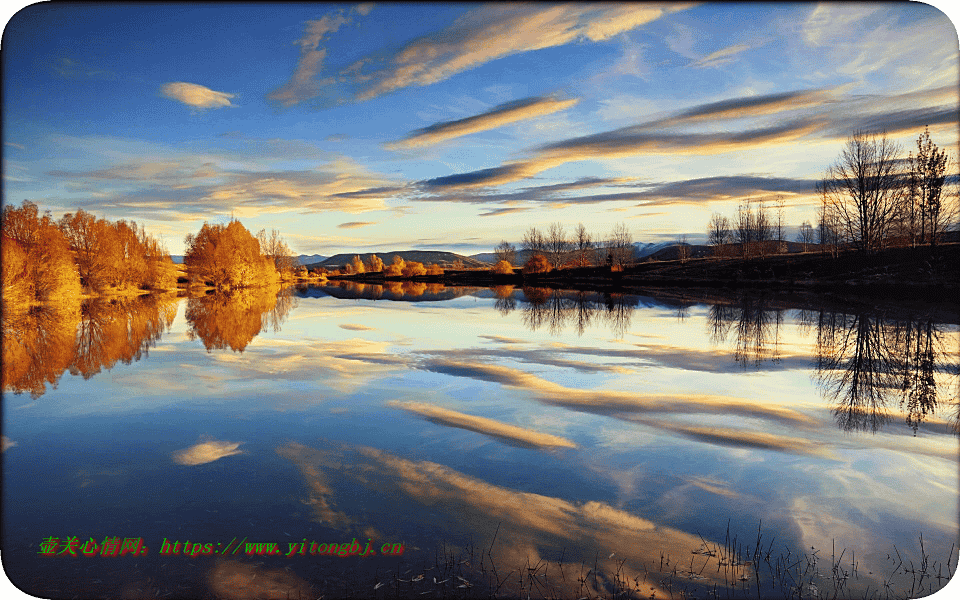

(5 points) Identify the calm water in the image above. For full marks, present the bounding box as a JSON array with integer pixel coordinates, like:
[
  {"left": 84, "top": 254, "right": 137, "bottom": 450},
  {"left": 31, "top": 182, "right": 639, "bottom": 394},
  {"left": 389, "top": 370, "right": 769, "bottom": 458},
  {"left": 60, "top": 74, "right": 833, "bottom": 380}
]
[{"left": 3, "top": 283, "right": 958, "bottom": 599}]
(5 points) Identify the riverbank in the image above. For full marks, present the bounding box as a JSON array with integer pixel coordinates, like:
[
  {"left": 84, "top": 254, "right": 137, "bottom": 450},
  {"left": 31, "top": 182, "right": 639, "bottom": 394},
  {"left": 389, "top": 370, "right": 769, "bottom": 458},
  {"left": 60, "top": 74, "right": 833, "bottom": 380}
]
[{"left": 329, "top": 243, "right": 960, "bottom": 295}]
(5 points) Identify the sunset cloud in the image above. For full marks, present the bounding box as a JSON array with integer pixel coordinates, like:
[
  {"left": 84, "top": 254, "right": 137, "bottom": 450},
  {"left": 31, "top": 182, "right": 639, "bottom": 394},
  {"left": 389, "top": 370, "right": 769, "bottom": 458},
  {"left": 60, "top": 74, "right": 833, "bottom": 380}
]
[
  {"left": 389, "top": 401, "right": 577, "bottom": 449},
  {"left": 349, "top": 4, "right": 691, "bottom": 101},
  {"left": 160, "top": 82, "right": 235, "bottom": 109},
  {"left": 172, "top": 440, "right": 244, "bottom": 465},
  {"left": 386, "top": 96, "right": 580, "bottom": 149},
  {"left": 337, "top": 221, "right": 376, "bottom": 229}
]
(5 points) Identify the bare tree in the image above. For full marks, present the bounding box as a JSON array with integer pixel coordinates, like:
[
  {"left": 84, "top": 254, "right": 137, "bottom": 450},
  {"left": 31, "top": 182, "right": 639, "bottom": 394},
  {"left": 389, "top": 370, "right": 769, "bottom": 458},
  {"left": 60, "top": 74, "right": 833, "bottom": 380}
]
[
  {"left": 819, "top": 131, "right": 905, "bottom": 253},
  {"left": 546, "top": 222, "right": 570, "bottom": 268},
  {"left": 734, "top": 201, "right": 754, "bottom": 258},
  {"left": 494, "top": 240, "right": 516, "bottom": 265},
  {"left": 257, "top": 229, "right": 297, "bottom": 276},
  {"left": 608, "top": 222, "right": 633, "bottom": 269},
  {"left": 796, "top": 220, "right": 816, "bottom": 252},
  {"left": 754, "top": 199, "right": 771, "bottom": 258},
  {"left": 774, "top": 195, "right": 786, "bottom": 254},
  {"left": 573, "top": 223, "right": 593, "bottom": 267},
  {"left": 521, "top": 227, "right": 546, "bottom": 255},
  {"left": 907, "top": 127, "right": 951, "bottom": 247},
  {"left": 707, "top": 213, "right": 730, "bottom": 257},
  {"left": 677, "top": 234, "right": 690, "bottom": 264}
]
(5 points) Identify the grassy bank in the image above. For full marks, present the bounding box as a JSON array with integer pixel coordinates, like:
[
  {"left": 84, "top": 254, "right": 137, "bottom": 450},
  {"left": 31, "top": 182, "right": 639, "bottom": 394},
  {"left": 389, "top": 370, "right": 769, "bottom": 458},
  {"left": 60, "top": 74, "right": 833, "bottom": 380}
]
[{"left": 329, "top": 244, "right": 960, "bottom": 295}]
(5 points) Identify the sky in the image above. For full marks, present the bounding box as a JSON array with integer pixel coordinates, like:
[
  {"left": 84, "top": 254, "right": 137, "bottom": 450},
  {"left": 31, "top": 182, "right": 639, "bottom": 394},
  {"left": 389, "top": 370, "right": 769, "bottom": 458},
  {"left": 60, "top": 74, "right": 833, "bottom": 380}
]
[{"left": 2, "top": 2, "right": 959, "bottom": 257}]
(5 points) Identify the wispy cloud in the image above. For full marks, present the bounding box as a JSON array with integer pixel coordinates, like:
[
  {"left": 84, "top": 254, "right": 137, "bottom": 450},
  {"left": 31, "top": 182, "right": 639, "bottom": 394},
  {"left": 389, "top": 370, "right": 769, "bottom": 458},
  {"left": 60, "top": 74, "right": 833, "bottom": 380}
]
[
  {"left": 337, "top": 4, "right": 692, "bottom": 102},
  {"left": 43, "top": 136, "right": 400, "bottom": 221},
  {"left": 53, "top": 56, "right": 117, "bottom": 80},
  {"left": 267, "top": 12, "right": 352, "bottom": 107},
  {"left": 161, "top": 82, "right": 235, "bottom": 109},
  {"left": 389, "top": 401, "right": 577, "bottom": 449},
  {"left": 386, "top": 96, "right": 580, "bottom": 149},
  {"left": 689, "top": 43, "right": 751, "bottom": 68},
  {"left": 413, "top": 84, "right": 956, "bottom": 191},
  {"left": 337, "top": 221, "right": 376, "bottom": 229}
]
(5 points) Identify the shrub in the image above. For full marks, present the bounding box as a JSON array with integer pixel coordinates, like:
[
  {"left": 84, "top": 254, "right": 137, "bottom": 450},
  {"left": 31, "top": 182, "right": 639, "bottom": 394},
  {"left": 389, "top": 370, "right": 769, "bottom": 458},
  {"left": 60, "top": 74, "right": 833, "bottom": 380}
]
[
  {"left": 402, "top": 261, "right": 426, "bottom": 277},
  {"left": 522, "top": 254, "right": 552, "bottom": 275},
  {"left": 492, "top": 260, "right": 513, "bottom": 274}
]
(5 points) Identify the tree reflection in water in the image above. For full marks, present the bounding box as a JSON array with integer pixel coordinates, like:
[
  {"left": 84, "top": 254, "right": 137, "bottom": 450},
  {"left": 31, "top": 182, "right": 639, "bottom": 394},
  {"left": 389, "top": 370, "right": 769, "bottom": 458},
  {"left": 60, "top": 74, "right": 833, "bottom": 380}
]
[
  {"left": 2, "top": 302, "right": 80, "bottom": 398},
  {"left": 810, "top": 309, "right": 957, "bottom": 435},
  {"left": 2, "top": 294, "right": 177, "bottom": 398},
  {"left": 707, "top": 295, "right": 783, "bottom": 367},
  {"left": 708, "top": 296, "right": 958, "bottom": 435},
  {"left": 185, "top": 285, "right": 296, "bottom": 353},
  {"left": 509, "top": 287, "right": 635, "bottom": 338}
]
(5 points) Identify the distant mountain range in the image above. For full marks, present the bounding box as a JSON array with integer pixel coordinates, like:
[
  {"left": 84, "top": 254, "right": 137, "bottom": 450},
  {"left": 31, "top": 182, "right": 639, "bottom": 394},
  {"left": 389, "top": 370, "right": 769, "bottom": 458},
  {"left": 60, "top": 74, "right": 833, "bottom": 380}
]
[
  {"left": 306, "top": 251, "right": 486, "bottom": 270},
  {"left": 170, "top": 253, "right": 328, "bottom": 265},
  {"left": 168, "top": 242, "right": 717, "bottom": 268}
]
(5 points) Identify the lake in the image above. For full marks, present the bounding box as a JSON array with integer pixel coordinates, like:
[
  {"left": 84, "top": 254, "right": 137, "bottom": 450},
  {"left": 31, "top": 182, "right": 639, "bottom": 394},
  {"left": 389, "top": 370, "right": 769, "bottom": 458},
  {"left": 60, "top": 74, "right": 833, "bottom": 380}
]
[{"left": 3, "top": 282, "right": 958, "bottom": 599}]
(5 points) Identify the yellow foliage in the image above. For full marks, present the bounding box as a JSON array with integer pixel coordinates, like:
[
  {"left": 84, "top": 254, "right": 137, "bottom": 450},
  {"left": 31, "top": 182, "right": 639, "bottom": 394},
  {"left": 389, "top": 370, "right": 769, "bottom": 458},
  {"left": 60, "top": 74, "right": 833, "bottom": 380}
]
[
  {"left": 426, "top": 263, "right": 444, "bottom": 275},
  {"left": 522, "top": 254, "right": 552, "bottom": 275},
  {"left": 492, "top": 260, "right": 514, "bottom": 274},
  {"left": 402, "top": 261, "right": 426, "bottom": 277}
]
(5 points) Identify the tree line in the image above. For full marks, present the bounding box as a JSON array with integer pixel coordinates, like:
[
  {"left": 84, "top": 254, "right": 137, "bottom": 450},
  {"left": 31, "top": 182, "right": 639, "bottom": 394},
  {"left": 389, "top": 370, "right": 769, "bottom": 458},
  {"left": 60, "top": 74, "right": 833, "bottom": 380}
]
[
  {"left": 492, "top": 221, "right": 636, "bottom": 275},
  {"left": 2, "top": 201, "right": 178, "bottom": 304},
  {"left": 708, "top": 127, "right": 956, "bottom": 259}
]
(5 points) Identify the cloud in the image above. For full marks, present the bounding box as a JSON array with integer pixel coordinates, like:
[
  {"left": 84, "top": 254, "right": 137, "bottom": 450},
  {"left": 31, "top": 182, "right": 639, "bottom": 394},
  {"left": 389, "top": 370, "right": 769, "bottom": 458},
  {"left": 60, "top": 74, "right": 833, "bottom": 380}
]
[
  {"left": 338, "top": 323, "right": 375, "bottom": 331},
  {"left": 268, "top": 12, "right": 352, "bottom": 107},
  {"left": 353, "top": 3, "right": 374, "bottom": 16},
  {"left": 337, "top": 221, "right": 376, "bottom": 229},
  {"left": 803, "top": 3, "right": 883, "bottom": 48},
  {"left": 172, "top": 440, "right": 244, "bottom": 465},
  {"left": 479, "top": 206, "right": 530, "bottom": 217},
  {"left": 386, "top": 96, "right": 580, "bottom": 149},
  {"left": 160, "top": 82, "right": 235, "bottom": 109},
  {"left": 346, "top": 4, "right": 691, "bottom": 101},
  {"left": 53, "top": 57, "right": 117, "bottom": 80},
  {"left": 419, "top": 359, "right": 816, "bottom": 430},
  {"left": 278, "top": 439, "right": 738, "bottom": 598},
  {"left": 44, "top": 138, "right": 401, "bottom": 221},
  {"left": 689, "top": 43, "right": 751, "bottom": 68},
  {"left": 413, "top": 83, "right": 955, "bottom": 192},
  {"left": 389, "top": 401, "right": 577, "bottom": 449}
]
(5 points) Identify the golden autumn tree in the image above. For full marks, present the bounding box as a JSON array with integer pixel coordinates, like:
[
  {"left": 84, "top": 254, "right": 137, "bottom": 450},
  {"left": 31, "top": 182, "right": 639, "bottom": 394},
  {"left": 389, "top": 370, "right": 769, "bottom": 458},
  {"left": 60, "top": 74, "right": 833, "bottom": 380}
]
[
  {"left": 1, "top": 200, "right": 80, "bottom": 304},
  {"left": 351, "top": 255, "right": 366, "bottom": 274},
  {"left": 522, "top": 254, "right": 552, "bottom": 275},
  {"left": 366, "top": 254, "right": 384, "bottom": 273},
  {"left": 384, "top": 255, "right": 405, "bottom": 277},
  {"left": 184, "top": 220, "right": 279, "bottom": 290},
  {"left": 257, "top": 228, "right": 298, "bottom": 277},
  {"left": 492, "top": 260, "right": 513, "bottom": 274},
  {"left": 402, "top": 261, "right": 426, "bottom": 277}
]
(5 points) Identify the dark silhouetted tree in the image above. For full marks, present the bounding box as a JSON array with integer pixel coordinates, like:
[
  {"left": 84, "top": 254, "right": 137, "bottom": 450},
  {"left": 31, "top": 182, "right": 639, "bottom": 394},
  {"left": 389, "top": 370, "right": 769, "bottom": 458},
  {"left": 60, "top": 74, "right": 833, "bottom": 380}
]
[{"left": 819, "top": 131, "right": 905, "bottom": 253}]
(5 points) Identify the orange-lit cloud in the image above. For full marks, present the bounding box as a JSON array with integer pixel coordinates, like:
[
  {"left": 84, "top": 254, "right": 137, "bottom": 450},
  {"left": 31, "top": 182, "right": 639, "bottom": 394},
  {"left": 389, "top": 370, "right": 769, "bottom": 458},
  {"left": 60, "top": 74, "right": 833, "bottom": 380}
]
[
  {"left": 389, "top": 400, "right": 577, "bottom": 449},
  {"left": 161, "top": 82, "right": 235, "bottom": 109},
  {"left": 337, "top": 221, "right": 376, "bottom": 229},
  {"left": 419, "top": 359, "right": 816, "bottom": 429},
  {"left": 386, "top": 96, "right": 580, "bottom": 149},
  {"left": 348, "top": 4, "right": 692, "bottom": 101},
  {"left": 172, "top": 440, "right": 244, "bottom": 465},
  {"left": 278, "top": 439, "right": 745, "bottom": 598}
]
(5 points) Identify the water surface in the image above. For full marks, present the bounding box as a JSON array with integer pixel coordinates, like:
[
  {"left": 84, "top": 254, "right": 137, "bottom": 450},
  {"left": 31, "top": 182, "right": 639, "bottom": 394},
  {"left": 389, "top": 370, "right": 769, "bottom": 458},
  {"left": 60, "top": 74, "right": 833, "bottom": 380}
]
[{"left": 3, "top": 283, "right": 958, "bottom": 599}]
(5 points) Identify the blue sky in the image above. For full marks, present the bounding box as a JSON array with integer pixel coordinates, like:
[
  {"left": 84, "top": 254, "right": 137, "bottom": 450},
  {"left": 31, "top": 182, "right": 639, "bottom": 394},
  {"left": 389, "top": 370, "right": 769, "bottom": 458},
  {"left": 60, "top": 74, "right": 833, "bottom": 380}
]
[{"left": 3, "top": 2, "right": 958, "bottom": 256}]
